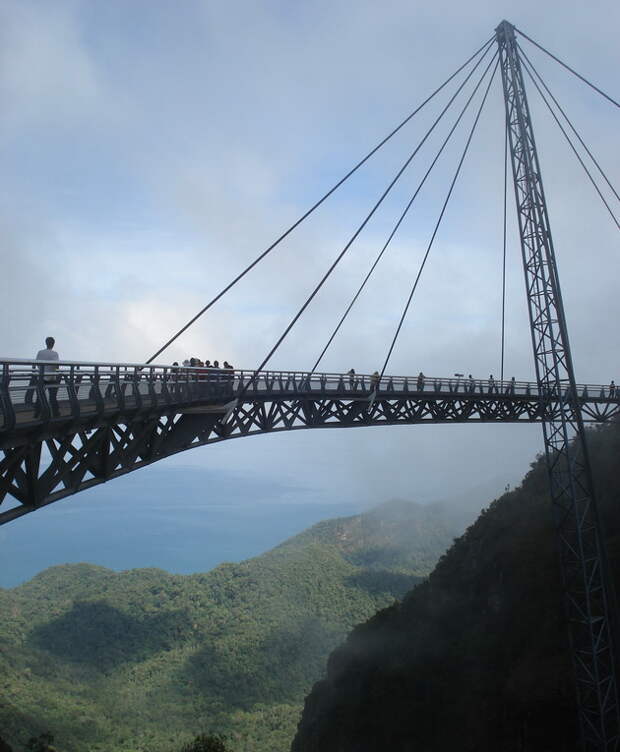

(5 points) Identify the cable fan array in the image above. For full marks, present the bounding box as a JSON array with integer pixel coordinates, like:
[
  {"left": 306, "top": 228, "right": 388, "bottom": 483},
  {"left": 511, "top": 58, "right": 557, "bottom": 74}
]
[{"left": 147, "top": 27, "right": 618, "bottom": 398}]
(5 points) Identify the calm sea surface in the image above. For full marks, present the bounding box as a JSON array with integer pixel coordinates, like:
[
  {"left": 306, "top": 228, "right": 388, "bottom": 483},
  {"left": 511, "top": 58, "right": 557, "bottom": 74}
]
[{"left": 0, "top": 465, "right": 362, "bottom": 588}]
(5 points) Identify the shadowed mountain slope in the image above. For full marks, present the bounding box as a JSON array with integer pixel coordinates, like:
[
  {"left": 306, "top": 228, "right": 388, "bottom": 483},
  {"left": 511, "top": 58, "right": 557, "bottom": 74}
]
[{"left": 292, "top": 422, "right": 620, "bottom": 752}]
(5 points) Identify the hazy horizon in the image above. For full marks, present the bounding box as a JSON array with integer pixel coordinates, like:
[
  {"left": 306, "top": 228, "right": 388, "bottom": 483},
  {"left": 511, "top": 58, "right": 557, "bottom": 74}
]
[{"left": 0, "top": 454, "right": 521, "bottom": 589}]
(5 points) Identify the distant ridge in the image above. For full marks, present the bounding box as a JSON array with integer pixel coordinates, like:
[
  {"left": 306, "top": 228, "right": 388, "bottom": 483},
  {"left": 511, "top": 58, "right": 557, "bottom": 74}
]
[
  {"left": 277, "top": 498, "right": 458, "bottom": 574},
  {"left": 0, "top": 498, "right": 457, "bottom": 752}
]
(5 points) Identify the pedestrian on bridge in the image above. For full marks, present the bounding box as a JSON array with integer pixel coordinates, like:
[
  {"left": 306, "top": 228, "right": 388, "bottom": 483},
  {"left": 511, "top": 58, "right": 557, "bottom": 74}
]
[
  {"left": 33, "top": 337, "right": 60, "bottom": 418},
  {"left": 417, "top": 371, "right": 425, "bottom": 391},
  {"left": 610, "top": 380, "right": 616, "bottom": 398},
  {"left": 370, "top": 371, "right": 380, "bottom": 391},
  {"left": 488, "top": 374, "right": 496, "bottom": 394}
]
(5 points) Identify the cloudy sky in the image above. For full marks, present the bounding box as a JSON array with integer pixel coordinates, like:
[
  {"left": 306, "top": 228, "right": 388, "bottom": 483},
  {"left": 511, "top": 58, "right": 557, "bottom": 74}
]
[{"left": 1, "top": 0, "right": 618, "bottom": 577}]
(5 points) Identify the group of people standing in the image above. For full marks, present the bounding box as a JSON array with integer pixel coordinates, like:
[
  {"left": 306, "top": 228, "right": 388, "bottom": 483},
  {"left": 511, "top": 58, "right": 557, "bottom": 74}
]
[
  {"left": 169, "top": 359, "right": 236, "bottom": 397},
  {"left": 347, "top": 369, "right": 510, "bottom": 394},
  {"left": 176, "top": 358, "right": 234, "bottom": 371},
  {"left": 345, "top": 369, "right": 520, "bottom": 394},
  {"left": 347, "top": 368, "right": 381, "bottom": 389},
  {"left": 346, "top": 369, "right": 385, "bottom": 391}
]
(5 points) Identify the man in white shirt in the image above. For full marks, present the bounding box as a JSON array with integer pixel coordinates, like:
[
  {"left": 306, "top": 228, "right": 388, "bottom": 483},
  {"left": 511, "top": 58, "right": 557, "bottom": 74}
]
[{"left": 34, "top": 337, "right": 60, "bottom": 417}]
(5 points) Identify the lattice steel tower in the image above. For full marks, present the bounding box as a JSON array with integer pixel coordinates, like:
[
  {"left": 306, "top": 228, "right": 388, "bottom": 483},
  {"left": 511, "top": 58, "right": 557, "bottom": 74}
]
[{"left": 496, "top": 20, "right": 619, "bottom": 750}]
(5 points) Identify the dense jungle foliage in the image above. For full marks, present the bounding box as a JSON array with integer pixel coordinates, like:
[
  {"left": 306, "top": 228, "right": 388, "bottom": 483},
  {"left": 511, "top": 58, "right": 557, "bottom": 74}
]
[
  {"left": 292, "top": 422, "right": 620, "bottom": 752},
  {"left": 0, "top": 499, "right": 457, "bottom": 752}
]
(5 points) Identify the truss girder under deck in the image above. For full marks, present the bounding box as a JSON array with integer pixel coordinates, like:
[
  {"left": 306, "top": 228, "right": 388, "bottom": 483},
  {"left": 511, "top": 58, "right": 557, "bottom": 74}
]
[{"left": 1, "top": 388, "right": 618, "bottom": 525}]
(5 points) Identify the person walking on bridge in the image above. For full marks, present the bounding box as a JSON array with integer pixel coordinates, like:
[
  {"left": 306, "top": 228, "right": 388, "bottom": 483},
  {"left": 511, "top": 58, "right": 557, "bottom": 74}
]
[{"left": 33, "top": 337, "right": 60, "bottom": 418}]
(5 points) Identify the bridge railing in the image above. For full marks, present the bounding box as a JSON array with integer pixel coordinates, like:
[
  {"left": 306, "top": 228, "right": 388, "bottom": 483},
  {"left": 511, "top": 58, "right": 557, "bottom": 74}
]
[{"left": 0, "top": 358, "right": 616, "bottom": 432}]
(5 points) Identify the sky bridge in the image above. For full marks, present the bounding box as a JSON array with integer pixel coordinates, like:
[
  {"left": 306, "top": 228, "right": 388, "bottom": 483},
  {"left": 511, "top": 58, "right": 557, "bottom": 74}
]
[
  {"left": 1, "top": 358, "right": 619, "bottom": 525},
  {"left": 1, "top": 18, "right": 619, "bottom": 750}
]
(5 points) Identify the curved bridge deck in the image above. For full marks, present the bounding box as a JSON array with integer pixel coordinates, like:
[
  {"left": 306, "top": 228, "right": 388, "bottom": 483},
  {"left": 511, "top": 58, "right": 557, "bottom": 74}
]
[{"left": 1, "top": 359, "right": 618, "bottom": 523}]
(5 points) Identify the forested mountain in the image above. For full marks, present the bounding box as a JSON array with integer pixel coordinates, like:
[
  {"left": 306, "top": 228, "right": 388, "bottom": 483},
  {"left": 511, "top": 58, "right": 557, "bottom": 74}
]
[
  {"left": 292, "top": 421, "right": 620, "bottom": 752},
  {"left": 0, "top": 498, "right": 458, "bottom": 752}
]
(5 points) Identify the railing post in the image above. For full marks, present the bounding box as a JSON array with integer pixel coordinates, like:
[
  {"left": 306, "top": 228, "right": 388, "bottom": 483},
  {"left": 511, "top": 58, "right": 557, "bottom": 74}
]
[
  {"left": 0, "top": 363, "right": 15, "bottom": 431},
  {"left": 148, "top": 367, "right": 158, "bottom": 408},
  {"left": 162, "top": 367, "right": 173, "bottom": 405},
  {"left": 92, "top": 366, "right": 104, "bottom": 413},
  {"left": 113, "top": 366, "right": 124, "bottom": 411},
  {"left": 35, "top": 363, "right": 50, "bottom": 421},
  {"left": 133, "top": 367, "right": 143, "bottom": 409},
  {"left": 67, "top": 365, "right": 80, "bottom": 419}
]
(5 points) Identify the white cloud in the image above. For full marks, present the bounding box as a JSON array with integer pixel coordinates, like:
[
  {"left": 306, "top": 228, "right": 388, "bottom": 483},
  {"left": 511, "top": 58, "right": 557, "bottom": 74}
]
[{"left": 0, "top": 2, "right": 105, "bottom": 129}]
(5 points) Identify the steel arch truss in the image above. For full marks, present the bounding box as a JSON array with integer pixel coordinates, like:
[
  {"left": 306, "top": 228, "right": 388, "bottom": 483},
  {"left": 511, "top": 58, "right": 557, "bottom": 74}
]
[{"left": 2, "top": 390, "right": 618, "bottom": 525}]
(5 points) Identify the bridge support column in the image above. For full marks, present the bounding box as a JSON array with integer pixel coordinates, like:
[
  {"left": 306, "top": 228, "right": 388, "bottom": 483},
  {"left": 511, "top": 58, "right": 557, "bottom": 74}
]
[{"left": 497, "top": 20, "right": 619, "bottom": 750}]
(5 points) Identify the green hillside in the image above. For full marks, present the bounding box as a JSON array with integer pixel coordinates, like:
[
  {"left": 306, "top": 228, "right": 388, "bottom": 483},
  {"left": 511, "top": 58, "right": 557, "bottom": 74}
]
[
  {"left": 0, "top": 499, "right": 457, "bottom": 752},
  {"left": 292, "top": 422, "right": 620, "bottom": 752}
]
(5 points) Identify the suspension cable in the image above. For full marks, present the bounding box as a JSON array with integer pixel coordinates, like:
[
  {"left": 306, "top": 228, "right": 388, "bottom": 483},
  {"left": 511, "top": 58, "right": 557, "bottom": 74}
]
[
  {"left": 311, "top": 51, "right": 499, "bottom": 374},
  {"left": 235, "top": 46, "right": 497, "bottom": 395},
  {"left": 515, "top": 27, "right": 620, "bottom": 109},
  {"left": 379, "top": 58, "right": 500, "bottom": 380},
  {"left": 520, "top": 55, "right": 620, "bottom": 230},
  {"left": 500, "top": 112, "right": 508, "bottom": 382},
  {"left": 146, "top": 37, "right": 494, "bottom": 364},
  {"left": 518, "top": 43, "right": 620, "bottom": 204}
]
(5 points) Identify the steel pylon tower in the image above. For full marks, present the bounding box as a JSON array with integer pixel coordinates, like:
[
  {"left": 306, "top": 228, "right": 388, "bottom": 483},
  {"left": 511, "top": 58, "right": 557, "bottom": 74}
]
[{"left": 496, "top": 20, "right": 619, "bottom": 750}]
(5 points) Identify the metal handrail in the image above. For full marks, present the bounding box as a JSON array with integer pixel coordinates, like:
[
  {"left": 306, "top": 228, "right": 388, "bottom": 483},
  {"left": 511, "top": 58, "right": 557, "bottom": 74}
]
[
  {"left": 0, "top": 358, "right": 615, "bottom": 393},
  {"left": 0, "top": 357, "right": 617, "bottom": 433}
]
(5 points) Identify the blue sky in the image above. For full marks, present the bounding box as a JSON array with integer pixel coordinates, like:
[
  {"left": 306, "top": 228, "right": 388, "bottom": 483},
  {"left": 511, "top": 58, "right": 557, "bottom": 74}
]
[{"left": 1, "top": 0, "right": 618, "bottom": 581}]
